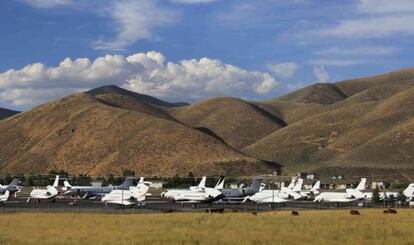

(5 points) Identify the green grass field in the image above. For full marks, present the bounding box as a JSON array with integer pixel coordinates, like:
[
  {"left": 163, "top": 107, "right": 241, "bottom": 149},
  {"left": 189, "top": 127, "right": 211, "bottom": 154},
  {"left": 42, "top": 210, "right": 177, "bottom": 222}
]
[{"left": 1, "top": 209, "right": 414, "bottom": 244}]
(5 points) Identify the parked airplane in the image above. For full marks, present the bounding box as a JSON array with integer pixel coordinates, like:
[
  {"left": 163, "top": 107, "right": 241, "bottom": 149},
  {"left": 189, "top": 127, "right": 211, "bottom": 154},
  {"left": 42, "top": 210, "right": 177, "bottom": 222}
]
[
  {"left": 245, "top": 189, "right": 289, "bottom": 204},
  {"left": 0, "top": 191, "right": 10, "bottom": 203},
  {"left": 162, "top": 177, "right": 225, "bottom": 204},
  {"left": 161, "top": 176, "right": 220, "bottom": 199},
  {"left": 0, "top": 178, "right": 20, "bottom": 197},
  {"left": 247, "top": 179, "right": 321, "bottom": 204},
  {"left": 27, "top": 175, "right": 60, "bottom": 203},
  {"left": 314, "top": 178, "right": 368, "bottom": 203},
  {"left": 173, "top": 187, "right": 223, "bottom": 204},
  {"left": 63, "top": 177, "right": 136, "bottom": 199},
  {"left": 299, "top": 181, "right": 321, "bottom": 198},
  {"left": 101, "top": 179, "right": 151, "bottom": 206},
  {"left": 219, "top": 177, "right": 263, "bottom": 201}
]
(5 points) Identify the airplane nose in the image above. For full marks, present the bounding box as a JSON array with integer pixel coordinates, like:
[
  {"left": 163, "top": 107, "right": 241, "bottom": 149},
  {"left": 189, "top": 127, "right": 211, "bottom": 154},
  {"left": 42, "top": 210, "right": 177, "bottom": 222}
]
[{"left": 160, "top": 192, "right": 166, "bottom": 198}]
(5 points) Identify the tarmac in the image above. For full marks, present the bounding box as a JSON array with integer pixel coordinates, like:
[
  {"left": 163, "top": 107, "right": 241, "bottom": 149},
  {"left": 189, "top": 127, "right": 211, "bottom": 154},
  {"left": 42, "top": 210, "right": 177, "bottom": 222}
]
[{"left": 0, "top": 194, "right": 372, "bottom": 214}]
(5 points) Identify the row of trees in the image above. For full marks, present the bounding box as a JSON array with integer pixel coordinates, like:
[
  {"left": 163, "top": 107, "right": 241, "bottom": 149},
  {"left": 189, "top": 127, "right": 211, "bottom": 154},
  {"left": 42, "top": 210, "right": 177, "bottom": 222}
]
[{"left": 371, "top": 187, "right": 407, "bottom": 204}]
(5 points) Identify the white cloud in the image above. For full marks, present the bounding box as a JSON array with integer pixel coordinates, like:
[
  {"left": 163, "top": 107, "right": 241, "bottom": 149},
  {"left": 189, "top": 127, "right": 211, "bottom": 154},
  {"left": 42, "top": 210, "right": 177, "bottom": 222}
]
[
  {"left": 314, "top": 46, "right": 399, "bottom": 56},
  {"left": 309, "top": 59, "right": 363, "bottom": 67},
  {"left": 319, "top": 15, "right": 414, "bottom": 38},
  {"left": 93, "top": 0, "right": 177, "bottom": 51},
  {"left": 267, "top": 62, "right": 298, "bottom": 78},
  {"left": 20, "top": 0, "right": 71, "bottom": 8},
  {"left": 316, "top": 0, "right": 414, "bottom": 39},
  {"left": 171, "top": 0, "right": 219, "bottom": 3},
  {"left": 0, "top": 51, "right": 278, "bottom": 108},
  {"left": 313, "top": 66, "right": 329, "bottom": 83},
  {"left": 358, "top": 0, "right": 414, "bottom": 14}
]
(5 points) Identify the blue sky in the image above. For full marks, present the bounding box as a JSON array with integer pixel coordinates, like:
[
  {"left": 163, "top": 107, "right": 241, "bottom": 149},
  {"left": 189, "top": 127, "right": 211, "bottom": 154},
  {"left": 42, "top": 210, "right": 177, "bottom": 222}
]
[{"left": 1, "top": 0, "right": 414, "bottom": 110}]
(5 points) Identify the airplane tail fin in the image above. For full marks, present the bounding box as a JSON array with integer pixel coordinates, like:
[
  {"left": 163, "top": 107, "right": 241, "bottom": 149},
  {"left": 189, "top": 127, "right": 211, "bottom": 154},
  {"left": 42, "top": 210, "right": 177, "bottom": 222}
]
[
  {"left": 120, "top": 177, "right": 134, "bottom": 189},
  {"left": 53, "top": 175, "right": 59, "bottom": 187},
  {"left": 139, "top": 177, "right": 144, "bottom": 184},
  {"left": 63, "top": 180, "right": 72, "bottom": 188},
  {"left": 198, "top": 176, "right": 207, "bottom": 188},
  {"left": 259, "top": 183, "right": 266, "bottom": 192},
  {"left": 214, "top": 177, "right": 225, "bottom": 189},
  {"left": 293, "top": 178, "right": 303, "bottom": 192},
  {"left": 355, "top": 178, "right": 366, "bottom": 191},
  {"left": 311, "top": 181, "right": 320, "bottom": 192},
  {"left": 2, "top": 191, "right": 10, "bottom": 200},
  {"left": 9, "top": 178, "right": 19, "bottom": 186},
  {"left": 403, "top": 183, "right": 414, "bottom": 198},
  {"left": 250, "top": 177, "right": 264, "bottom": 192},
  {"left": 287, "top": 178, "right": 295, "bottom": 189}
]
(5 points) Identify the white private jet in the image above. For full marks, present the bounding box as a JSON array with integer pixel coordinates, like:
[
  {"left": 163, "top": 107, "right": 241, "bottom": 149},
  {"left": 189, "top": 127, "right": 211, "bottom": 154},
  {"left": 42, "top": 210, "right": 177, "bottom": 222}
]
[
  {"left": 314, "top": 178, "right": 368, "bottom": 203},
  {"left": 101, "top": 177, "right": 151, "bottom": 206},
  {"left": 27, "top": 175, "right": 60, "bottom": 203},
  {"left": 245, "top": 179, "right": 320, "bottom": 204},
  {"left": 0, "top": 191, "right": 10, "bottom": 203},
  {"left": 161, "top": 176, "right": 223, "bottom": 200},
  {"left": 299, "top": 181, "right": 321, "bottom": 199},
  {"left": 245, "top": 188, "right": 290, "bottom": 204},
  {"left": 161, "top": 177, "right": 225, "bottom": 204},
  {"left": 276, "top": 178, "right": 304, "bottom": 200}
]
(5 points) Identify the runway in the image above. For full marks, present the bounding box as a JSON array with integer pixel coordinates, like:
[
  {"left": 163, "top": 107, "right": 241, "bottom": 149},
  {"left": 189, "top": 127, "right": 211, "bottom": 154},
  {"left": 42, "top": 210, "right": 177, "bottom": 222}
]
[{"left": 0, "top": 195, "right": 372, "bottom": 213}]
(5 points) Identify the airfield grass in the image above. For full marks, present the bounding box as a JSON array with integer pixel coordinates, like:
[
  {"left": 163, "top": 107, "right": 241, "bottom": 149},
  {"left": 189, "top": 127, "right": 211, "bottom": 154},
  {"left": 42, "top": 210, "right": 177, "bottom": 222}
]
[{"left": 1, "top": 209, "right": 414, "bottom": 244}]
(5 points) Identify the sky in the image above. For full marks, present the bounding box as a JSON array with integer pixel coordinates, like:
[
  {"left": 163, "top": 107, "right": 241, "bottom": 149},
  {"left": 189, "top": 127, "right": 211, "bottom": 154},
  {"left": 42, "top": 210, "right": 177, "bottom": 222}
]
[{"left": 1, "top": 0, "right": 414, "bottom": 110}]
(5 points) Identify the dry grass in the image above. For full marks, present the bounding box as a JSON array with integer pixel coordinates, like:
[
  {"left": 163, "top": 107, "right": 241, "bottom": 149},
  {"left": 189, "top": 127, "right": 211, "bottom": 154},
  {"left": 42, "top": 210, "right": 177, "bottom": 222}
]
[{"left": 1, "top": 209, "right": 414, "bottom": 244}]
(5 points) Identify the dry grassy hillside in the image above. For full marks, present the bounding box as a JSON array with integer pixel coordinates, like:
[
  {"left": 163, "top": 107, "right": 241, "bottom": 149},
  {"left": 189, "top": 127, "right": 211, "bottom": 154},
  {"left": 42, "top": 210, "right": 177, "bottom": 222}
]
[
  {"left": 172, "top": 97, "right": 286, "bottom": 149},
  {"left": 0, "top": 107, "right": 19, "bottom": 120},
  {"left": 245, "top": 69, "right": 414, "bottom": 177},
  {"left": 2, "top": 69, "right": 414, "bottom": 177},
  {"left": 0, "top": 92, "right": 278, "bottom": 176},
  {"left": 86, "top": 85, "right": 188, "bottom": 107}
]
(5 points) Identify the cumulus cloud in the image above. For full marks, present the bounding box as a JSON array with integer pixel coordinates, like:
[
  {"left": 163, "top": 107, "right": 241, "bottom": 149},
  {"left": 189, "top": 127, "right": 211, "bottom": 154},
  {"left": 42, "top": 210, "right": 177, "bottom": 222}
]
[
  {"left": 20, "top": 0, "right": 71, "bottom": 8},
  {"left": 0, "top": 51, "right": 278, "bottom": 108},
  {"left": 93, "top": 0, "right": 177, "bottom": 51},
  {"left": 267, "top": 62, "right": 298, "bottom": 78},
  {"left": 313, "top": 66, "right": 329, "bottom": 83}
]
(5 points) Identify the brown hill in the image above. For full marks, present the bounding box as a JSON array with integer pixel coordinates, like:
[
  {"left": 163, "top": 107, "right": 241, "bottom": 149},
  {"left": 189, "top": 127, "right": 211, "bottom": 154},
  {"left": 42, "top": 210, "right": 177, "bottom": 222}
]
[
  {"left": 171, "top": 97, "right": 286, "bottom": 149},
  {"left": 0, "top": 92, "right": 279, "bottom": 176},
  {"left": 0, "top": 107, "right": 19, "bottom": 120},
  {"left": 244, "top": 69, "right": 414, "bottom": 178},
  {"left": 275, "top": 83, "right": 348, "bottom": 105},
  {"left": 86, "top": 85, "right": 188, "bottom": 107},
  {"left": 2, "top": 68, "right": 414, "bottom": 178}
]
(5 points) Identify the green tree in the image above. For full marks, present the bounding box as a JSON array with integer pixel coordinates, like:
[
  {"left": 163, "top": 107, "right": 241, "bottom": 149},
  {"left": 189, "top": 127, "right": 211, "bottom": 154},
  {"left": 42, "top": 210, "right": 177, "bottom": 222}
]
[
  {"left": 122, "top": 169, "right": 135, "bottom": 177},
  {"left": 397, "top": 189, "right": 407, "bottom": 203},
  {"left": 372, "top": 187, "right": 381, "bottom": 204}
]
